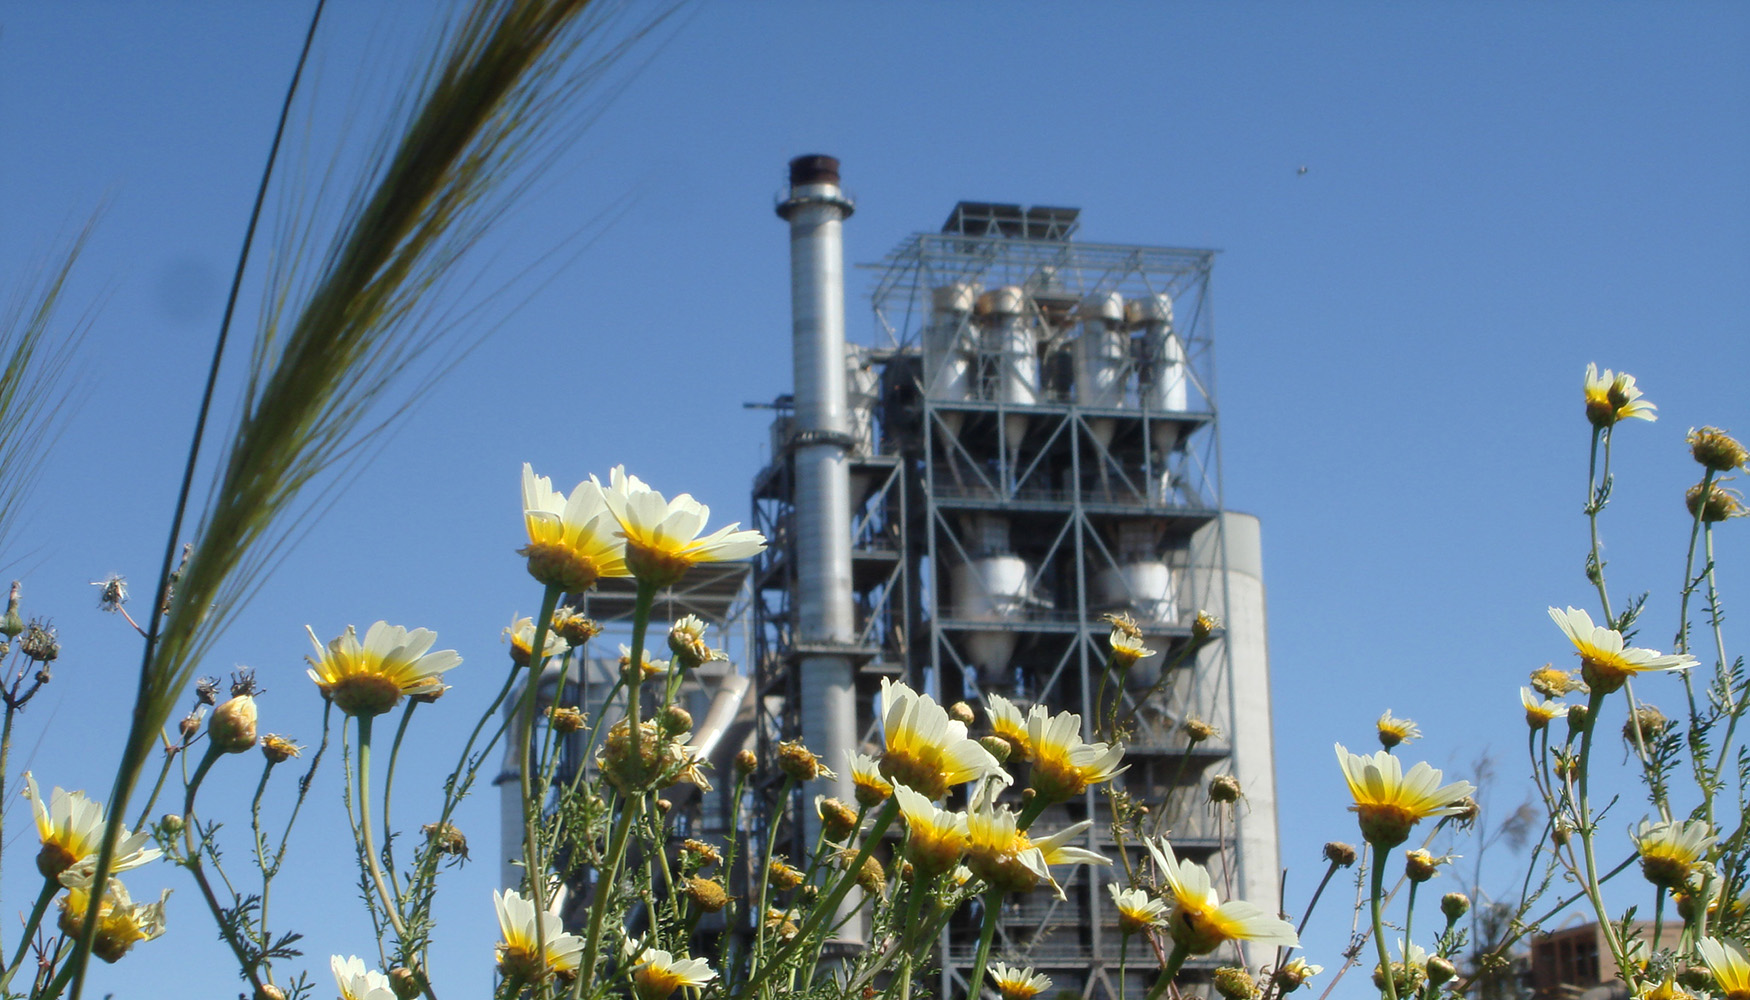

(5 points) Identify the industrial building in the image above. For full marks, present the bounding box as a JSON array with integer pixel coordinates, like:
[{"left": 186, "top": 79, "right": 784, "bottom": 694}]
[
  {"left": 499, "top": 155, "right": 1281, "bottom": 998},
  {"left": 751, "top": 155, "right": 1282, "bottom": 997}
]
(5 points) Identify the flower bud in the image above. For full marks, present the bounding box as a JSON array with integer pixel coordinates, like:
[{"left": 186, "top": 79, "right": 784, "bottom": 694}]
[
  {"left": 1212, "top": 967, "right": 1255, "bottom": 1000},
  {"left": 979, "top": 735, "right": 1012, "bottom": 764},
  {"left": 659, "top": 705, "right": 693, "bottom": 736},
  {"left": 1426, "top": 956, "right": 1457, "bottom": 986},
  {"left": 947, "top": 701, "right": 976, "bottom": 726},
  {"left": 1567, "top": 703, "right": 1591, "bottom": 734},
  {"left": 734, "top": 749, "right": 758, "bottom": 777},
  {"left": 256, "top": 986, "right": 287, "bottom": 1000},
  {"left": 1441, "top": 891, "right": 1470, "bottom": 922},
  {"left": 0, "top": 583, "right": 24, "bottom": 639},
  {"left": 1689, "top": 427, "right": 1749, "bottom": 472},
  {"left": 178, "top": 710, "right": 205, "bottom": 743},
  {"left": 1208, "top": 775, "right": 1242, "bottom": 804},
  {"left": 655, "top": 798, "right": 672, "bottom": 815},
  {"left": 817, "top": 797, "right": 859, "bottom": 842},
  {"left": 1323, "top": 842, "right": 1358, "bottom": 868},
  {"left": 209, "top": 694, "right": 259, "bottom": 754},
  {"left": 389, "top": 968, "right": 423, "bottom": 1000},
  {"left": 160, "top": 814, "right": 185, "bottom": 836}
]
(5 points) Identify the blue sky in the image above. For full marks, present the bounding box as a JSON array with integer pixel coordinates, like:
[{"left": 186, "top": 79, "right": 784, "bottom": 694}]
[{"left": 1, "top": 2, "right": 1747, "bottom": 996}]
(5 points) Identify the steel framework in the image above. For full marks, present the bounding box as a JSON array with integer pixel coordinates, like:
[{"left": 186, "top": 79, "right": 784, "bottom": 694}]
[{"left": 751, "top": 213, "right": 1269, "bottom": 998}]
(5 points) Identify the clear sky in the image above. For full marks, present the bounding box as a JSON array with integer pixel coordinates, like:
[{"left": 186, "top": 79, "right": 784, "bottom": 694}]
[{"left": 1, "top": 2, "right": 1747, "bottom": 997}]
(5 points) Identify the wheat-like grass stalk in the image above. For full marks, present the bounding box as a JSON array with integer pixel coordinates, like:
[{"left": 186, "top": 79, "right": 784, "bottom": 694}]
[
  {"left": 73, "top": 2, "right": 668, "bottom": 993},
  {"left": 0, "top": 223, "right": 96, "bottom": 564}
]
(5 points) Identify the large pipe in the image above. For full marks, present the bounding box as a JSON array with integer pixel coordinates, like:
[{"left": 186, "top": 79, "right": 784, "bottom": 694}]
[{"left": 775, "top": 155, "right": 859, "bottom": 843}]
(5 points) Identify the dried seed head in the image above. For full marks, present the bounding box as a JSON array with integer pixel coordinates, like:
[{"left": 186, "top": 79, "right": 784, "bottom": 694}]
[
  {"left": 767, "top": 859, "right": 804, "bottom": 891},
  {"left": 194, "top": 677, "right": 220, "bottom": 706},
  {"left": 422, "top": 822, "right": 469, "bottom": 860},
  {"left": 1624, "top": 704, "right": 1669, "bottom": 744},
  {"left": 261, "top": 734, "right": 303, "bottom": 765},
  {"left": 547, "top": 706, "right": 586, "bottom": 734},
  {"left": 94, "top": 575, "right": 128, "bottom": 613},
  {"left": 838, "top": 849, "right": 886, "bottom": 896},
  {"left": 775, "top": 740, "right": 831, "bottom": 783},
  {"left": 19, "top": 621, "right": 58, "bottom": 663},
  {"left": 230, "top": 669, "right": 261, "bottom": 697},
  {"left": 683, "top": 876, "right": 729, "bottom": 913},
  {"left": 1688, "top": 480, "right": 1748, "bottom": 522},
  {"left": 551, "top": 608, "right": 602, "bottom": 646},
  {"left": 1689, "top": 427, "right": 1749, "bottom": 472},
  {"left": 1404, "top": 849, "right": 1440, "bottom": 883},
  {"left": 681, "top": 839, "right": 722, "bottom": 869},
  {"left": 1208, "top": 774, "right": 1242, "bottom": 804},
  {"left": 1323, "top": 842, "right": 1358, "bottom": 867},
  {"left": 1182, "top": 717, "right": 1218, "bottom": 743}
]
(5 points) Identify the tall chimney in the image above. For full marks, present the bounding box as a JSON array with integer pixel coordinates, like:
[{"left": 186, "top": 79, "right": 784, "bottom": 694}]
[{"left": 776, "top": 155, "right": 858, "bottom": 839}]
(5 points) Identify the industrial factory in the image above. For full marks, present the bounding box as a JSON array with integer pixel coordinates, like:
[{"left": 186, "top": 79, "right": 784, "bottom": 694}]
[{"left": 504, "top": 154, "right": 1280, "bottom": 999}]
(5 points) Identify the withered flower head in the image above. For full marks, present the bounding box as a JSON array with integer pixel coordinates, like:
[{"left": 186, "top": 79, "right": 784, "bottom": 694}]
[
  {"left": 19, "top": 620, "right": 58, "bottom": 663},
  {"left": 734, "top": 749, "right": 758, "bottom": 777},
  {"left": 1182, "top": 717, "right": 1219, "bottom": 744},
  {"left": 667, "top": 614, "right": 726, "bottom": 671},
  {"left": 1624, "top": 704, "right": 1669, "bottom": 744},
  {"left": 817, "top": 797, "right": 860, "bottom": 843},
  {"left": 1208, "top": 774, "right": 1242, "bottom": 804},
  {"left": 261, "top": 734, "right": 303, "bottom": 765},
  {"left": 422, "top": 822, "right": 469, "bottom": 862},
  {"left": 194, "top": 677, "right": 220, "bottom": 706},
  {"left": 1688, "top": 480, "right": 1748, "bottom": 523},
  {"left": 767, "top": 859, "right": 804, "bottom": 891},
  {"left": 682, "top": 877, "right": 729, "bottom": 913},
  {"left": 1689, "top": 427, "right": 1749, "bottom": 472},
  {"left": 1192, "top": 610, "right": 1221, "bottom": 641},
  {"left": 681, "top": 839, "right": 721, "bottom": 868},
  {"left": 775, "top": 740, "right": 834, "bottom": 783},
  {"left": 547, "top": 706, "right": 586, "bottom": 734},
  {"left": 1323, "top": 842, "right": 1358, "bottom": 868},
  {"left": 550, "top": 608, "right": 602, "bottom": 646}
]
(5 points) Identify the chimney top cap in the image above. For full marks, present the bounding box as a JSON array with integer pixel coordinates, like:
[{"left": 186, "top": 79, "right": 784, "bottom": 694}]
[{"left": 789, "top": 154, "right": 841, "bottom": 187}]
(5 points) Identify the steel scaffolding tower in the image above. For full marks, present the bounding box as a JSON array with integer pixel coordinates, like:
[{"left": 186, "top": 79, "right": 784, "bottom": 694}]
[{"left": 753, "top": 177, "right": 1279, "bottom": 998}]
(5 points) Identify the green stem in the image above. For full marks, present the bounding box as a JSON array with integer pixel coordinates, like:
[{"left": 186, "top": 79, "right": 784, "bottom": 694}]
[
  {"left": 1371, "top": 850, "right": 1398, "bottom": 1000},
  {"left": 1586, "top": 426, "right": 1614, "bottom": 623},
  {"left": 623, "top": 581, "right": 658, "bottom": 785},
  {"left": 515, "top": 584, "right": 564, "bottom": 999},
  {"left": 1118, "top": 933, "right": 1129, "bottom": 1000},
  {"left": 381, "top": 700, "right": 419, "bottom": 901},
  {"left": 0, "top": 881, "right": 58, "bottom": 988},
  {"left": 964, "top": 888, "right": 1004, "bottom": 1000},
  {"left": 1676, "top": 469, "right": 1715, "bottom": 656},
  {"left": 356, "top": 716, "right": 410, "bottom": 939},
  {"left": 180, "top": 744, "right": 270, "bottom": 998},
  {"left": 742, "top": 798, "right": 900, "bottom": 997},
  {"left": 575, "top": 793, "right": 639, "bottom": 994},
  {"left": 1142, "top": 941, "right": 1189, "bottom": 1000},
  {"left": 1573, "top": 689, "right": 1633, "bottom": 989},
  {"left": 751, "top": 777, "right": 797, "bottom": 975},
  {"left": 131, "top": 736, "right": 181, "bottom": 832}
]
